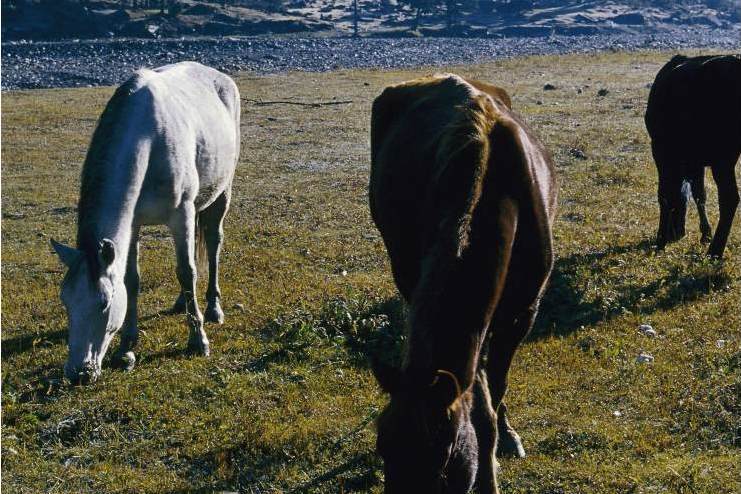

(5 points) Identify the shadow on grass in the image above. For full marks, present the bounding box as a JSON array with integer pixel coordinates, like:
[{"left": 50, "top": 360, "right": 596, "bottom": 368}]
[
  {"left": 532, "top": 238, "right": 730, "bottom": 339},
  {"left": 162, "top": 449, "right": 379, "bottom": 494},
  {"left": 1, "top": 328, "right": 67, "bottom": 359}
]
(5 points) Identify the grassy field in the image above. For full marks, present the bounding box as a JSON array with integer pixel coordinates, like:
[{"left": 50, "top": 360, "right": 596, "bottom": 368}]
[{"left": 2, "top": 51, "right": 740, "bottom": 494}]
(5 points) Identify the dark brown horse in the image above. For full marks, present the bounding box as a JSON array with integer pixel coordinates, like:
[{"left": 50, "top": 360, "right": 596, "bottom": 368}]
[
  {"left": 369, "top": 74, "right": 557, "bottom": 493},
  {"left": 645, "top": 54, "right": 741, "bottom": 258}
]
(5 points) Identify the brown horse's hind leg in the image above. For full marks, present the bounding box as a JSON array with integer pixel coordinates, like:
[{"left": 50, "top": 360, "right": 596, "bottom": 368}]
[
  {"left": 486, "top": 303, "right": 539, "bottom": 458},
  {"left": 708, "top": 159, "right": 740, "bottom": 258}
]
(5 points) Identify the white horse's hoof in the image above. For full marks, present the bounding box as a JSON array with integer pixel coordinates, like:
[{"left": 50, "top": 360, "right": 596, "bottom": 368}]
[
  {"left": 187, "top": 336, "right": 210, "bottom": 357},
  {"left": 205, "top": 302, "right": 225, "bottom": 324}
]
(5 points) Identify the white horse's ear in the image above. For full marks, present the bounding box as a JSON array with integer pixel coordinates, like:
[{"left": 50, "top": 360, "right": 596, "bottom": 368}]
[
  {"left": 98, "top": 239, "right": 116, "bottom": 268},
  {"left": 51, "top": 239, "right": 81, "bottom": 267}
]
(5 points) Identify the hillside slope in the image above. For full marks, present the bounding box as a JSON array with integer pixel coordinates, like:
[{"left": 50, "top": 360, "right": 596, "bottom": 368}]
[{"left": 2, "top": 0, "right": 739, "bottom": 40}]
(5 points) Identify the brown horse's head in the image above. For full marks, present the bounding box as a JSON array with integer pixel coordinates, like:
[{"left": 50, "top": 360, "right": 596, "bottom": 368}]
[{"left": 373, "top": 362, "right": 478, "bottom": 494}]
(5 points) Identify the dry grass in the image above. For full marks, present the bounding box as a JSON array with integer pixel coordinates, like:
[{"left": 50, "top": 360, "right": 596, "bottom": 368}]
[{"left": 2, "top": 50, "right": 740, "bottom": 493}]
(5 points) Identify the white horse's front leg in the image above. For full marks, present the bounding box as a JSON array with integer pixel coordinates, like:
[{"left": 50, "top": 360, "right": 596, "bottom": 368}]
[
  {"left": 170, "top": 203, "right": 209, "bottom": 356},
  {"left": 112, "top": 226, "right": 140, "bottom": 371}
]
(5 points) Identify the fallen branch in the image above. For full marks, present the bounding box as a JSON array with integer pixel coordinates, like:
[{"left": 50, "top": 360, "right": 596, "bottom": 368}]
[{"left": 242, "top": 98, "right": 353, "bottom": 108}]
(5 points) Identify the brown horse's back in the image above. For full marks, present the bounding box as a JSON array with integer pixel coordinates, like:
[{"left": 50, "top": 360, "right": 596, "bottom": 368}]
[{"left": 370, "top": 73, "right": 556, "bottom": 382}]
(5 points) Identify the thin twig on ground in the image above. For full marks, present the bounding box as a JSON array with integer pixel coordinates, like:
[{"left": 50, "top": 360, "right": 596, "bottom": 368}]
[{"left": 242, "top": 98, "right": 353, "bottom": 108}]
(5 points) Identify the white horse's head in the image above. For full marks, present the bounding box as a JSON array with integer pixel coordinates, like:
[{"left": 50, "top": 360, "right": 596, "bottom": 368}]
[{"left": 51, "top": 238, "right": 127, "bottom": 384}]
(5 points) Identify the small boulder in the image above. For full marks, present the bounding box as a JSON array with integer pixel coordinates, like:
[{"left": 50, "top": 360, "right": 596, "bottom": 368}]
[
  {"left": 636, "top": 352, "right": 654, "bottom": 364},
  {"left": 638, "top": 324, "right": 657, "bottom": 337}
]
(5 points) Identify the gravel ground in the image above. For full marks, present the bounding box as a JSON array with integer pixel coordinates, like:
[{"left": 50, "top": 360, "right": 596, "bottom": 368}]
[{"left": 2, "top": 29, "right": 740, "bottom": 90}]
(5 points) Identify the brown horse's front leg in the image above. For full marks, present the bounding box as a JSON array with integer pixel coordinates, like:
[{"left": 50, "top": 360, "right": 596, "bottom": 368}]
[
  {"left": 472, "top": 370, "right": 499, "bottom": 494},
  {"left": 486, "top": 305, "right": 539, "bottom": 458},
  {"left": 708, "top": 161, "right": 740, "bottom": 258}
]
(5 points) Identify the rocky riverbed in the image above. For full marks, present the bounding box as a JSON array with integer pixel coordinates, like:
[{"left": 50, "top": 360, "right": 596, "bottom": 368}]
[{"left": 2, "top": 29, "right": 739, "bottom": 91}]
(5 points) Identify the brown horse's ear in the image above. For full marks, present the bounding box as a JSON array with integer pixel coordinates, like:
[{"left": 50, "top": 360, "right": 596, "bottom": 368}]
[
  {"left": 371, "top": 358, "right": 403, "bottom": 394},
  {"left": 430, "top": 369, "right": 463, "bottom": 411}
]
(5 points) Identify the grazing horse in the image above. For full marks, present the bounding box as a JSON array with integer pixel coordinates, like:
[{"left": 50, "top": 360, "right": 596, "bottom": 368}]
[
  {"left": 369, "top": 74, "right": 556, "bottom": 493},
  {"left": 51, "top": 62, "right": 240, "bottom": 384},
  {"left": 645, "top": 54, "right": 741, "bottom": 258}
]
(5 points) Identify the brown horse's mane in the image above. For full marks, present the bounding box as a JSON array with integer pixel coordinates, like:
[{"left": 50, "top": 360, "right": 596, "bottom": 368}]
[{"left": 434, "top": 87, "right": 498, "bottom": 259}]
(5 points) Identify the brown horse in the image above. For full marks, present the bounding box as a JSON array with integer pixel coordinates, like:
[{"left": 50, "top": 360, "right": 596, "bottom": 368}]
[
  {"left": 645, "top": 54, "right": 741, "bottom": 258},
  {"left": 369, "top": 74, "right": 557, "bottom": 493}
]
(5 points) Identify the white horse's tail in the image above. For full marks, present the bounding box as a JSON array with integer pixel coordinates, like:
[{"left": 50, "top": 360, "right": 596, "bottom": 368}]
[{"left": 194, "top": 211, "right": 208, "bottom": 275}]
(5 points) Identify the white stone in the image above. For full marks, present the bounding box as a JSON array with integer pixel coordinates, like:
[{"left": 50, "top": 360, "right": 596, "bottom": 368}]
[
  {"left": 636, "top": 352, "right": 654, "bottom": 364},
  {"left": 639, "top": 324, "right": 657, "bottom": 337}
]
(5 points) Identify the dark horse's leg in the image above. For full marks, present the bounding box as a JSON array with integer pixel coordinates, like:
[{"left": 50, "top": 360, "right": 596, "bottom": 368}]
[
  {"left": 202, "top": 190, "right": 231, "bottom": 324},
  {"left": 688, "top": 167, "right": 713, "bottom": 243},
  {"left": 708, "top": 157, "right": 740, "bottom": 258}
]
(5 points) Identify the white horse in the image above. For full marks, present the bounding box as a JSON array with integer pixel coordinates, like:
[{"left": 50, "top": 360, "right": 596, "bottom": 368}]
[{"left": 51, "top": 62, "right": 240, "bottom": 384}]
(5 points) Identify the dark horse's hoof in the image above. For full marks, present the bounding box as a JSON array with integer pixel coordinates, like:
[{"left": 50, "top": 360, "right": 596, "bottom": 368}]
[{"left": 171, "top": 294, "right": 186, "bottom": 314}]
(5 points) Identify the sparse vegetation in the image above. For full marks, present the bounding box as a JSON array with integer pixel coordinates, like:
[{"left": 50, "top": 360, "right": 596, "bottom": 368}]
[{"left": 2, "top": 51, "right": 740, "bottom": 493}]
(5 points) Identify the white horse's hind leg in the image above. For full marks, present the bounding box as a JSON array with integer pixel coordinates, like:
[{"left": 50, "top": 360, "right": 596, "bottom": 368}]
[
  {"left": 202, "top": 190, "right": 231, "bottom": 324},
  {"left": 112, "top": 226, "right": 141, "bottom": 370},
  {"left": 170, "top": 202, "right": 209, "bottom": 356}
]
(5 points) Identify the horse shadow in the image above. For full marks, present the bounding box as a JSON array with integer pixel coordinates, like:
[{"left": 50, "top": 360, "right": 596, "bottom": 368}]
[
  {"left": 531, "top": 238, "right": 730, "bottom": 340},
  {"left": 1, "top": 328, "right": 68, "bottom": 360},
  {"left": 161, "top": 449, "right": 379, "bottom": 494}
]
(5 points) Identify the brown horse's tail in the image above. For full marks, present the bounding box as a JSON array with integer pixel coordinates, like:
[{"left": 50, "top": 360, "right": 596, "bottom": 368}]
[{"left": 194, "top": 211, "right": 208, "bottom": 276}]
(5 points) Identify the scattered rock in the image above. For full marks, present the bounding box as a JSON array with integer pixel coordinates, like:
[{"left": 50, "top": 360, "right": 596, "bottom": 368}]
[
  {"left": 638, "top": 324, "right": 657, "bottom": 337},
  {"left": 636, "top": 352, "right": 654, "bottom": 364},
  {"left": 569, "top": 147, "right": 588, "bottom": 160},
  {"left": 3, "top": 29, "right": 739, "bottom": 91}
]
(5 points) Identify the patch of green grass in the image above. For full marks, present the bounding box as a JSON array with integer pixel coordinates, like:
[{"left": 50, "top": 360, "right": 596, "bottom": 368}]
[{"left": 2, "top": 50, "right": 740, "bottom": 493}]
